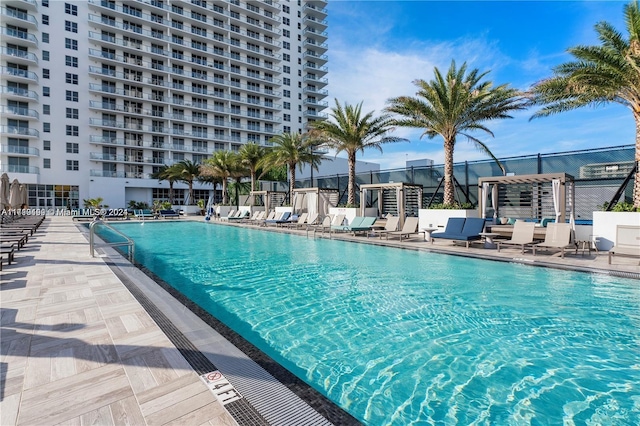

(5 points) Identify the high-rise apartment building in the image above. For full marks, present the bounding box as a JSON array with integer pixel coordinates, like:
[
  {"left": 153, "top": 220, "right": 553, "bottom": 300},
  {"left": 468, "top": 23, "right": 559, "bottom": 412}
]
[{"left": 1, "top": 0, "right": 328, "bottom": 209}]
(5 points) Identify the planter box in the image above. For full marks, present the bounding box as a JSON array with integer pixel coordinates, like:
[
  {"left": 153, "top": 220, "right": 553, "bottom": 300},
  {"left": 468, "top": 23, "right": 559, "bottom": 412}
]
[
  {"left": 419, "top": 208, "right": 478, "bottom": 231},
  {"left": 592, "top": 211, "right": 640, "bottom": 251},
  {"left": 180, "top": 205, "right": 202, "bottom": 216}
]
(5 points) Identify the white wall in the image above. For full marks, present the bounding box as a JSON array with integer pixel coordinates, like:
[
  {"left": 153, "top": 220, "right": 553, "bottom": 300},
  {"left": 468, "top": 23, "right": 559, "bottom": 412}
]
[{"left": 592, "top": 211, "right": 640, "bottom": 251}]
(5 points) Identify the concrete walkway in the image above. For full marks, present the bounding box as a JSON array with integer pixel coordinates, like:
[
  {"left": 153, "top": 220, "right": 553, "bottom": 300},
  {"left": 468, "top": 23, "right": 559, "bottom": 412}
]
[{"left": 1, "top": 217, "right": 339, "bottom": 426}]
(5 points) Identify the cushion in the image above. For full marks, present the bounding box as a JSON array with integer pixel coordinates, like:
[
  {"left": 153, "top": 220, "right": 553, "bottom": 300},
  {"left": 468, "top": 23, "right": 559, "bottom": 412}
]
[{"left": 507, "top": 217, "right": 517, "bottom": 225}]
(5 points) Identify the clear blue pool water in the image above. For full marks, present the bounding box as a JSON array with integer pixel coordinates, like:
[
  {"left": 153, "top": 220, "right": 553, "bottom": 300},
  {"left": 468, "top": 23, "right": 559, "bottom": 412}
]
[{"left": 98, "top": 221, "right": 640, "bottom": 425}]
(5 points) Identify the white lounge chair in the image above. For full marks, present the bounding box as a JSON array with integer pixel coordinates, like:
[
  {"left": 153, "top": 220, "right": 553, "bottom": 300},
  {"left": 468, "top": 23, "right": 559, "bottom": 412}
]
[
  {"left": 532, "top": 223, "right": 573, "bottom": 258},
  {"left": 496, "top": 221, "right": 536, "bottom": 254},
  {"left": 385, "top": 217, "right": 424, "bottom": 242},
  {"left": 609, "top": 224, "right": 640, "bottom": 264}
]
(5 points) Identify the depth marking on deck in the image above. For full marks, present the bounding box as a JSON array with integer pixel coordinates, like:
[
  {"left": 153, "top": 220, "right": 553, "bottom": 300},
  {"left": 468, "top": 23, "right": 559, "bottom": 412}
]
[{"left": 200, "top": 371, "right": 243, "bottom": 405}]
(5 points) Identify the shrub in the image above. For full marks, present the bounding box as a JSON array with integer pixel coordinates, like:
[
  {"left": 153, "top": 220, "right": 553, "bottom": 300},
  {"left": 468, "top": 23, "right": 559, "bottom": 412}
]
[{"left": 427, "top": 202, "right": 474, "bottom": 209}]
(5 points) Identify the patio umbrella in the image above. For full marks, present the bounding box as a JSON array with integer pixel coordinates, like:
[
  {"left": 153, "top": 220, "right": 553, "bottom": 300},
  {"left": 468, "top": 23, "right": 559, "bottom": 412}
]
[
  {"left": 0, "top": 173, "right": 10, "bottom": 209},
  {"left": 9, "top": 179, "right": 21, "bottom": 208}
]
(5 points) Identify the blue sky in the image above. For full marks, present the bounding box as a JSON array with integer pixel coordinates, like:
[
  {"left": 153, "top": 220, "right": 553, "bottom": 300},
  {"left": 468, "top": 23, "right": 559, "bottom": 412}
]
[{"left": 323, "top": 1, "right": 632, "bottom": 170}]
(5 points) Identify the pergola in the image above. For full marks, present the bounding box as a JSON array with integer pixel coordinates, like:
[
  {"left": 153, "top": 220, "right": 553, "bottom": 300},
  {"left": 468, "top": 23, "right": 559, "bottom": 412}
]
[
  {"left": 291, "top": 187, "right": 339, "bottom": 217},
  {"left": 477, "top": 173, "right": 575, "bottom": 224},
  {"left": 360, "top": 182, "right": 423, "bottom": 227}
]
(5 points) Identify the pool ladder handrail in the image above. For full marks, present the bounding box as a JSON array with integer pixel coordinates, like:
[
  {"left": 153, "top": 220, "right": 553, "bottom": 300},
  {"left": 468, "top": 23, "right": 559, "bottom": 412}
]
[{"left": 89, "top": 220, "right": 135, "bottom": 262}]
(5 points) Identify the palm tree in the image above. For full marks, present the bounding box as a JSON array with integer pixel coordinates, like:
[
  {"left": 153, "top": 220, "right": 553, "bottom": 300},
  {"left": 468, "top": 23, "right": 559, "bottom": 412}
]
[
  {"left": 239, "top": 142, "right": 266, "bottom": 191},
  {"left": 311, "top": 99, "right": 405, "bottom": 206},
  {"left": 200, "top": 151, "right": 240, "bottom": 205},
  {"left": 150, "top": 164, "right": 181, "bottom": 205},
  {"left": 386, "top": 60, "right": 528, "bottom": 205},
  {"left": 174, "top": 160, "right": 201, "bottom": 205},
  {"left": 530, "top": 0, "right": 640, "bottom": 208},
  {"left": 261, "top": 132, "right": 324, "bottom": 200}
]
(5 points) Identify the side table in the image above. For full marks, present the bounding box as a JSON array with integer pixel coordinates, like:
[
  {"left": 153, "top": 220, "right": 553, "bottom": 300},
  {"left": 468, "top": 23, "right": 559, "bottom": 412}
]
[
  {"left": 421, "top": 227, "right": 439, "bottom": 243},
  {"left": 479, "top": 232, "right": 499, "bottom": 249}
]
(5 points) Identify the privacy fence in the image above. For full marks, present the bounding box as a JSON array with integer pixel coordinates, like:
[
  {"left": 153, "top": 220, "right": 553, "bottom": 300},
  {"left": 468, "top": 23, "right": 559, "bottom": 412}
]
[{"left": 261, "top": 145, "right": 636, "bottom": 221}]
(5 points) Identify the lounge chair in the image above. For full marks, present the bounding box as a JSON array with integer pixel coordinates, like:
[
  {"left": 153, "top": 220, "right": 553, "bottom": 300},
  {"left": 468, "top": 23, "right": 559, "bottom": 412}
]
[
  {"left": 496, "top": 221, "right": 536, "bottom": 254},
  {"left": 265, "top": 211, "right": 291, "bottom": 226},
  {"left": 331, "top": 216, "right": 364, "bottom": 233},
  {"left": 431, "top": 217, "right": 486, "bottom": 248},
  {"left": 608, "top": 224, "right": 640, "bottom": 265},
  {"left": 221, "top": 210, "right": 236, "bottom": 221},
  {"left": 228, "top": 210, "right": 250, "bottom": 221},
  {"left": 308, "top": 215, "right": 333, "bottom": 236},
  {"left": 334, "top": 216, "right": 377, "bottom": 236},
  {"left": 134, "top": 209, "right": 156, "bottom": 219},
  {"left": 158, "top": 209, "right": 180, "bottom": 219},
  {"left": 248, "top": 211, "right": 266, "bottom": 224},
  {"left": 385, "top": 217, "right": 424, "bottom": 242},
  {"left": 373, "top": 216, "right": 400, "bottom": 239},
  {"left": 284, "top": 212, "right": 308, "bottom": 228},
  {"left": 299, "top": 212, "right": 318, "bottom": 229},
  {"left": 532, "top": 223, "right": 573, "bottom": 258}
]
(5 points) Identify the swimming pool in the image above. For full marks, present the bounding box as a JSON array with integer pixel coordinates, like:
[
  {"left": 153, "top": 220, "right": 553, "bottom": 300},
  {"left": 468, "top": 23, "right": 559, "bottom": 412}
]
[{"left": 98, "top": 221, "right": 640, "bottom": 425}]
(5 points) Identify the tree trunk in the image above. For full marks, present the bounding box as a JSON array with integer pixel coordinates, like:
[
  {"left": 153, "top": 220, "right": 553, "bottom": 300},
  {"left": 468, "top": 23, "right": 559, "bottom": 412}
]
[
  {"left": 634, "top": 114, "right": 640, "bottom": 209},
  {"left": 188, "top": 182, "right": 194, "bottom": 205},
  {"left": 289, "top": 163, "right": 296, "bottom": 204},
  {"left": 250, "top": 170, "right": 256, "bottom": 192},
  {"left": 222, "top": 179, "right": 228, "bottom": 205},
  {"left": 169, "top": 182, "right": 174, "bottom": 205},
  {"left": 443, "top": 138, "right": 455, "bottom": 205},
  {"left": 348, "top": 152, "right": 357, "bottom": 206}
]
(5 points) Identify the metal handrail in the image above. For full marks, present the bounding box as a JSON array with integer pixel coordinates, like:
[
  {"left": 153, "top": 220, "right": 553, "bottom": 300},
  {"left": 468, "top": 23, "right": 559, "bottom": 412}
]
[{"left": 89, "top": 220, "right": 135, "bottom": 262}]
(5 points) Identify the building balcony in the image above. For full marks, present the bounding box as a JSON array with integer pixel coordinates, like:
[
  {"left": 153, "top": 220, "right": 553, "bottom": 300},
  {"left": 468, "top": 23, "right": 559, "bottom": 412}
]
[
  {"left": 303, "top": 16, "right": 328, "bottom": 30},
  {"left": 87, "top": 14, "right": 171, "bottom": 43},
  {"left": 0, "top": 6, "right": 38, "bottom": 29},
  {"left": 303, "top": 110, "right": 328, "bottom": 119},
  {"left": 303, "top": 51, "right": 328, "bottom": 66},
  {"left": 303, "top": 3, "right": 328, "bottom": 18},
  {"left": 303, "top": 98, "right": 328, "bottom": 108},
  {"left": 4, "top": 0, "right": 38, "bottom": 12},
  {"left": 303, "top": 87, "right": 328, "bottom": 96},
  {"left": 303, "top": 63, "right": 328, "bottom": 75},
  {"left": 87, "top": 32, "right": 170, "bottom": 58},
  {"left": 89, "top": 152, "right": 172, "bottom": 165},
  {"left": 89, "top": 170, "right": 152, "bottom": 179},
  {"left": 1, "top": 26, "right": 38, "bottom": 47},
  {"left": 1, "top": 66, "right": 38, "bottom": 84},
  {"left": 89, "top": 118, "right": 150, "bottom": 132},
  {"left": 303, "top": 39, "right": 328, "bottom": 53},
  {"left": 88, "top": 0, "right": 170, "bottom": 26},
  {"left": 303, "top": 75, "right": 328, "bottom": 86},
  {"left": 0, "top": 144, "right": 39, "bottom": 156},
  {"left": 303, "top": 28, "right": 328, "bottom": 42},
  {"left": 0, "top": 164, "right": 39, "bottom": 174},
  {"left": 88, "top": 66, "right": 172, "bottom": 89},
  {"left": 0, "top": 105, "right": 39, "bottom": 120},
  {"left": 0, "top": 125, "right": 39, "bottom": 138},
  {"left": 0, "top": 47, "right": 38, "bottom": 65},
  {"left": 1, "top": 85, "right": 39, "bottom": 101}
]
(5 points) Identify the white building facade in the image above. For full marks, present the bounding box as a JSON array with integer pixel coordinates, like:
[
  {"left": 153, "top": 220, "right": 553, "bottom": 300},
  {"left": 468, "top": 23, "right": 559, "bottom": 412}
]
[{"left": 1, "top": 0, "right": 328, "bottom": 209}]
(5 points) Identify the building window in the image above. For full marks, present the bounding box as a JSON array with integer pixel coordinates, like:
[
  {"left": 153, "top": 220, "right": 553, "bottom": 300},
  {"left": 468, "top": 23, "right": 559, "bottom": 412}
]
[
  {"left": 283, "top": 114, "right": 291, "bottom": 122},
  {"left": 65, "top": 3, "right": 77, "bottom": 15},
  {"left": 65, "top": 90, "right": 78, "bottom": 102},
  {"left": 283, "top": 89, "right": 290, "bottom": 98},
  {"left": 283, "top": 77, "right": 290, "bottom": 86},
  {"left": 65, "top": 73, "right": 78, "bottom": 84},
  {"left": 43, "top": 159, "right": 51, "bottom": 169},
  {"left": 65, "top": 38, "right": 78, "bottom": 50},
  {"left": 42, "top": 69, "right": 50, "bottom": 79},
  {"left": 65, "top": 56, "right": 78, "bottom": 67},
  {"left": 66, "top": 160, "right": 79, "bottom": 171},
  {"left": 283, "top": 65, "right": 290, "bottom": 74},
  {"left": 283, "top": 53, "right": 290, "bottom": 61},
  {"left": 43, "top": 105, "right": 50, "bottom": 115},
  {"left": 65, "top": 21, "right": 77, "bottom": 33},
  {"left": 43, "top": 123, "right": 51, "bottom": 133},
  {"left": 66, "top": 142, "right": 79, "bottom": 153},
  {"left": 42, "top": 14, "right": 49, "bottom": 25},
  {"left": 43, "top": 87, "right": 50, "bottom": 97},
  {"left": 283, "top": 41, "right": 290, "bottom": 50},
  {"left": 42, "top": 51, "right": 50, "bottom": 61},
  {"left": 42, "top": 33, "right": 49, "bottom": 43},
  {"left": 283, "top": 102, "right": 290, "bottom": 110},
  {"left": 66, "top": 108, "right": 78, "bottom": 119},
  {"left": 43, "top": 141, "right": 51, "bottom": 151},
  {"left": 66, "top": 125, "right": 79, "bottom": 136},
  {"left": 42, "top": 0, "right": 49, "bottom": 6}
]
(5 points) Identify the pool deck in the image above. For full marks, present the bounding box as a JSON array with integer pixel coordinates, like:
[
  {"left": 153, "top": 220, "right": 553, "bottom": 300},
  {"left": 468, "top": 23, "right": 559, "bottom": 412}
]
[{"left": 2, "top": 216, "right": 638, "bottom": 426}]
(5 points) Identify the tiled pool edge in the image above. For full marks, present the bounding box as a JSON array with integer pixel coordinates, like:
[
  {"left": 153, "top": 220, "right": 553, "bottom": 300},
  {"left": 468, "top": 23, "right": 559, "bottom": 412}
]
[{"left": 83, "top": 224, "right": 360, "bottom": 426}]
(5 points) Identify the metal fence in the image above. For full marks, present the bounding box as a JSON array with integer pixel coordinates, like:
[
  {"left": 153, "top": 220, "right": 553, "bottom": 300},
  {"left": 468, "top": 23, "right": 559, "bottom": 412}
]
[{"left": 262, "top": 145, "right": 635, "bottom": 221}]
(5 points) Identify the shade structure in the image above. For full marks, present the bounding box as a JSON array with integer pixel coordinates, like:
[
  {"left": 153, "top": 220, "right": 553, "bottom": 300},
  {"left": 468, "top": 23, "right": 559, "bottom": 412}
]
[
  {"left": 0, "top": 173, "right": 10, "bottom": 209},
  {"left": 9, "top": 179, "right": 21, "bottom": 208},
  {"left": 19, "top": 184, "right": 28, "bottom": 208}
]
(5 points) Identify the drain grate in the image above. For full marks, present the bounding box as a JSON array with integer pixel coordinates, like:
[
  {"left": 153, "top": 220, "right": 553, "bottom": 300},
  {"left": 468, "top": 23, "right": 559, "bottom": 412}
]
[{"left": 104, "top": 259, "right": 270, "bottom": 426}]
